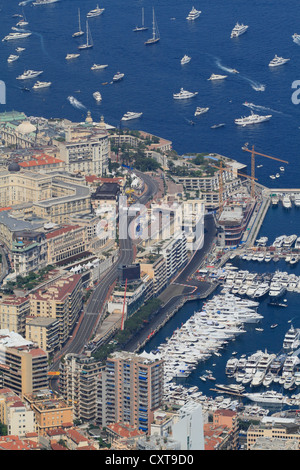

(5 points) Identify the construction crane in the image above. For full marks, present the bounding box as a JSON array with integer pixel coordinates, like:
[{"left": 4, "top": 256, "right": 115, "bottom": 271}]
[
  {"left": 242, "top": 145, "right": 289, "bottom": 198},
  {"left": 121, "top": 278, "right": 127, "bottom": 331},
  {"left": 211, "top": 161, "right": 257, "bottom": 216}
]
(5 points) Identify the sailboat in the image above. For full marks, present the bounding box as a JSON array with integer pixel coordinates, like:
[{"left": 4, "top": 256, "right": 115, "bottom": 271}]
[
  {"left": 133, "top": 7, "right": 148, "bottom": 32},
  {"left": 72, "top": 9, "right": 84, "bottom": 37},
  {"left": 145, "top": 8, "right": 160, "bottom": 45},
  {"left": 78, "top": 21, "right": 93, "bottom": 49}
]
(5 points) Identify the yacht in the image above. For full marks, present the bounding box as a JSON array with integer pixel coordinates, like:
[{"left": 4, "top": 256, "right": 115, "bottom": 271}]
[
  {"left": 208, "top": 73, "right": 227, "bottom": 80},
  {"left": 270, "top": 354, "right": 286, "bottom": 375},
  {"left": 133, "top": 7, "right": 148, "bottom": 32},
  {"left": 269, "top": 55, "right": 290, "bottom": 67},
  {"left": 91, "top": 64, "right": 108, "bottom": 70},
  {"left": 294, "top": 195, "right": 300, "bottom": 207},
  {"left": 256, "top": 236, "right": 268, "bottom": 246},
  {"left": 173, "top": 88, "right": 198, "bottom": 99},
  {"left": 121, "top": 112, "right": 143, "bottom": 121},
  {"left": 295, "top": 237, "right": 300, "bottom": 249},
  {"left": 253, "top": 283, "right": 269, "bottom": 298},
  {"left": 244, "top": 391, "right": 286, "bottom": 405},
  {"left": 194, "top": 107, "right": 209, "bottom": 116},
  {"left": 66, "top": 53, "right": 80, "bottom": 60},
  {"left": 225, "top": 357, "right": 239, "bottom": 375},
  {"left": 283, "top": 375, "right": 295, "bottom": 390},
  {"left": 93, "top": 91, "right": 102, "bottom": 102},
  {"left": 72, "top": 8, "right": 84, "bottom": 37},
  {"left": 283, "top": 325, "right": 300, "bottom": 351},
  {"left": 2, "top": 32, "right": 32, "bottom": 41},
  {"left": 145, "top": 8, "right": 160, "bottom": 45},
  {"left": 33, "top": 0, "right": 59, "bottom": 4},
  {"left": 230, "top": 22, "right": 248, "bottom": 38},
  {"left": 16, "top": 70, "right": 43, "bottom": 80},
  {"left": 87, "top": 5, "right": 105, "bottom": 17},
  {"left": 235, "top": 111, "right": 272, "bottom": 126},
  {"left": 282, "top": 234, "right": 297, "bottom": 248},
  {"left": 269, "top": 282, "right": 286, "bottom": 298},
  {"left": 112, "top": 72, "right": 124, "bottom": 82},
  {"left": 78, "top": 21, "right": 93, "bottom": 49},
  {"left": 7, "top": 54, "right": 19, "bottom": 63},
  {"left": 181, "top": 55, "right": 191, "bottom": 65},
  {"left": 32, "top": 81, "right": 51, "bottom": 89},
  {"left": 16, "top": 47, "right": 25, "bottom": 53},
  {"left": 211, "top": 123, "right": 225, "bottom": 129},
  {"left": 282, "top": 194, "right": 292, "bottom": 209},
  {"left": 186, "top": 7, "right": 201, "bottom": 20},
  {"left": 293, "top": 33, "right": 300, "bottom": 42}
]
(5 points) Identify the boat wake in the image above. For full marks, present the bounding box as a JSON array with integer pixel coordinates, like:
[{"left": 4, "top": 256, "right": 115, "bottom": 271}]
[
  {"left": 214, "top": 57, "right": 265, "bottom": 91},
  {"left": 67, "top": 96, "right": 86, "bottom": 110},
  {"left": 214, "top": 58, "right": 237, "bottom": 74},
  {"left": 243, "top": 102, "right": 289, "bottom": 116}
]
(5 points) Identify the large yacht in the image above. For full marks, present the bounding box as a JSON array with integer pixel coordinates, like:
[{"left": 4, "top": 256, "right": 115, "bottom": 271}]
[
  {"left": 282, "top": 325, "right": 300, "bottom": 351},
  {"left": 2, "top": 32, "right": 32, "bottom": 41},
  {"left": 269, "top": 282, "right": 286, "bottom": 298},
  {"left": 235, "top": 111, "right": 272, "bottom": 126},
  {"left": 32, "top": 0, "right": 59, "bottom": 5},
  {"left": 230, "top": 22, "right": 248, "bottom": 38},
  {"left": 269, "top": 55, "right": 290, "bottom": 67},
  {"left": 173, "top": 88, "right": 198, "bottom": 99},
  {"left": 244, "top": 391, "right": 286, "bottom": 405},
  {"left": 121, "top": 111, "right": 143, "bottom": 121},
  {"left": 87, "top": 5, "right": 105, "bottom": 17},
  {"left": 16, "top": 70, "right": 43, "bottom": 80},
  {"left": 186, "top": 7, "right": 201, "bottom": 20}
]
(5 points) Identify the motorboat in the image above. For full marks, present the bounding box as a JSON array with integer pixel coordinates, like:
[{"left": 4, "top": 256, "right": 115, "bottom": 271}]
[
  {"left": 16, "top": 70, "right": 43, "bottom": 80},
  {"left": 121, "top": 111, "right": 143, "bottom": 121},
  {"left": 186, "top": 7, "right": 201, "bottom": 20},
  {"left": 93, "top": 91, "right": 102, "bottom": 102},
  {"left": 211, "top": 123, "right": 225, "bottom": 129},
  {"left": 87, "top": 4, "right": 105, "bottom": 17},
  {"left": 173, "top": 88, "right": 198, "bottom": 99},
  {"left": 235, "top": 111, "right": 272, "bottom": 126},
  {"left": 16, "top": 47, "right": 25, "bottom": 53},
  {"left": 2, "top": 32, "right": 32, "bottom": 41},
  {"left": 113, "top": 72, "right": 124, "bottom": 82},
  {"left": 91, "top": 64, "right": 108, "bottom": 70},
  {"left": 282, "top": 195, "right": 292, "bottom": 209},
  {"left": 32, "top": 81, "right": 51, "bottom": 89},
  {"left": 66, "top": 53, "right": 80, "bottom": 60},
  {"left": 294, "top": 195, "right": 300, "bottom": 208},
  {"left": 208, "top": 73, "right": 227, "bottom": 80},
  {"left": 32, "top": 0, "right": 59, "bottom": 4},
  {"left": 269, "top": 55, "right": 290, "bottom": 67},
  {"left": 293, "top": 33, "right": 300, "bottom": 42},
  {"left": 181, "top": 55, "right": 191, "bottom": 65},
  {"left": 194, "top": 107, "right": 209, "bottom": 116},
  {"left": 230, "top": 22, "right": 248, "bottom": 38},
  {"left": 7, "top": 54, "right": 19, "bottom": 63}
]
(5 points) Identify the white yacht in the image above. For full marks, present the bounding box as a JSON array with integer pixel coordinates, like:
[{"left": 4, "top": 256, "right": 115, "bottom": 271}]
[
  {"left": 295, "top": 237, "right": 300, "bottom": 248},
  {"left": 145, "top": 8, "right": 160, "bottom": 45},
  {"left": 16, "top": 47, "right": 25, "bottom": 53},
  {"left": 269, "top": 55, "right": 290, "bottom": 67},
  {"left": 208, "top": 73, "right": 227, "bottom": 81},
  {"left": 282, "top": 194, "right": 292, "bottom": 209},
  {"left": 269, "top": 282, "right": 286, "bottom": 298},
  {"left": 16, "top": 70, "right": 43, "bottom": 80},
  {"left": 72, "top": 9, "right": 85, "bottom": 37},
  {"left": 294, "top": 195, "right": 300, "bottom": 207},
  {"left": 244, "top": 391, "right": 286, "bottom": 405},
  {"left": 93, "top": 91, "right": 102, "bottom": 102},
  {"left": 33, "top": 0, "right": 59, "bottom": 4},
  {"left": 87, "top": 5, "right": 105, "bottom": 17},
  {"left": 32, "top": 81, "right": 51, "bottom": 89},
  {"left": 91, "top": 64, "right": 108, "bottom": 70},
  {"left": 225, "top": 357, "right": 239, "bottom": 375},
  {"left": 66, "top": 53, "right": 80, "bottom": 60},
  {"left": 78, "top": 21, "right": 93, "bottom": 49},
  {"left": 194, "top": 107, "right": 209, "bottom": 116},
  {"left": 2, "top": 32, "right": 32, "bottom": 41},
  {"left": 121, "top": 112, "right": 143, "bottom": 121},
  {"left": 186, "top": 7, "right": 201, "bottom": 20},
  {"left": 230, "top": 22, "right": 248, "bottom": 38},
  {"left": 181, "top": 55, "right": 191, "bottom": 65},
  {"left": 7, "top": 54, "right": 19, "bottom": 63},
  {"left": 282, "top": 234, "right": 297, "bottom": 248},
  {"left": 235, "top": 111, "right": 272, "bottom": 126},
  {"left": 173, "top": 88, "right": 198, "bottom": 99},
  {"left": 133, "top": 7, "right": 148, "bottom": 32},
  {"left": 112, "top": 72, "right": 124, "bottom": 82},
  {"left": 283, "top": 325, "right": 300, "bottom": 351},
  {"left": 293, "top": 33, "right": 300, "bottom": 41}
]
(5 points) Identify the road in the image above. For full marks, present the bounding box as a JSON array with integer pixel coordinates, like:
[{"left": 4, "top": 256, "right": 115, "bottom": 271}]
[{"left": 51, "top": 171, "right": 159, "bottom": 371}]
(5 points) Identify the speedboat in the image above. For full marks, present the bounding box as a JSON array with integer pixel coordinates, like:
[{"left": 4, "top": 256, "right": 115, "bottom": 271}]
[
  {"left": 7, "top": 54, "right": 19, "bottom": 63},
  {"left": 112, "top": 72, "right": 124, "bottom": 82},
  {"left": 235, "top": 111, "right": 272, "bottom": 126},
  {"left": 173, "top": 88, "right": 198, "bottom": 99},
  {"left": 16, "top": 70, "right": 43, "bottom": 80},
  {"left": 269, "top": 55, "right": 290, "bottom": 67},
  {"left": 194, "top": 107, "right": 209, "bottom": 116},
  {"left": 181, "top": 55, "right": 191, "bottom": 65},
  {"left": 87, "top": 5, "right": 105, "bottom": 17},
  {"left": 66, "top": 53, "right": 80, "bottom": 60},
  {"left": 186, "top": 7, "right": 201, "bottom": 20},
  {"left": 121, "top": 111, "right": 143, "bottom": 121},
  {"left": 230, "top": 22, "right": 248, "bottom": 38},
  {"left": 91, "top": 64, "right": 108, "bottom": 70},
  {"left": 93, "top": 91, "right": 102, "bottom": 102},
  {"left": 16, "top": 47, "right": 25, "bottom": 53},
  {"left": 32, "top": 81, "right": 51, "bottom": 89},
  {"left": 208, "top": 73, "right": 227, "bottom": 80}
]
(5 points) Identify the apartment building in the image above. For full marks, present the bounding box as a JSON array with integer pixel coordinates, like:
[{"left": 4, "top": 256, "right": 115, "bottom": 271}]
[
  {"left": 101, "top": 351, "right": 164, "bottom": 433},
  {"left": 25, "top": 317, "right": 60, "bottom": 355},
  {"left": 12, "top": 230, "right": 48, "bottom": 275},
  {"left": 0, "top": 388, "right": 36, "bottom": 437},
  {"left": 139, "top": 254, "right": 167, "bottom": 297},
  {"left": 0, "top": 294, "right": 30, "bottom": 337},
  {"left": 29, "top": 273, "right": 83, "bottom": 347},
  {"left": 59, "top": 354, "right": 103, "bottom": 423},
  {"left": 158, "top": 231, "right": 187, "bottom": 281},
  {"left": 0, "top": 331, "right": 48, "bottom": 396},
  {"left": 23, "top": 390, "right": 73, "bottom": 436},
  {"left": 45, "top": 224, "right": 87, "bottom": 265},
  {"left": 247, "top": 418, "right": 300, "bottom": 450}
]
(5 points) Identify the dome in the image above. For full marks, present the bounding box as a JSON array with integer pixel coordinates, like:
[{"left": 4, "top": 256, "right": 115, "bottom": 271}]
[
  {"left": 8, "top": 162, "right": 21, "bottom": 172},
  {"left": 16, "top": 120, "right": 36, "bottom": 135}
]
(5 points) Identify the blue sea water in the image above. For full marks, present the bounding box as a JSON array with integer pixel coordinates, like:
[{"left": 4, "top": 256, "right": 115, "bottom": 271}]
[{"left": 2, "top": 0, "right": 300, "bottom": 398}]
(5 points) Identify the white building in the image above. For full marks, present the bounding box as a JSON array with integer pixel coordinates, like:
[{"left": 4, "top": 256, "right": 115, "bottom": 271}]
[{"left": 172, "top": 401, "right": 205, "bottom": 450}]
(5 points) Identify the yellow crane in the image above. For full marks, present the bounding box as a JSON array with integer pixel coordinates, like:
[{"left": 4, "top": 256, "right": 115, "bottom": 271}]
[{"left": 242, "top": 145, "right": 289, "bottom": 198}]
